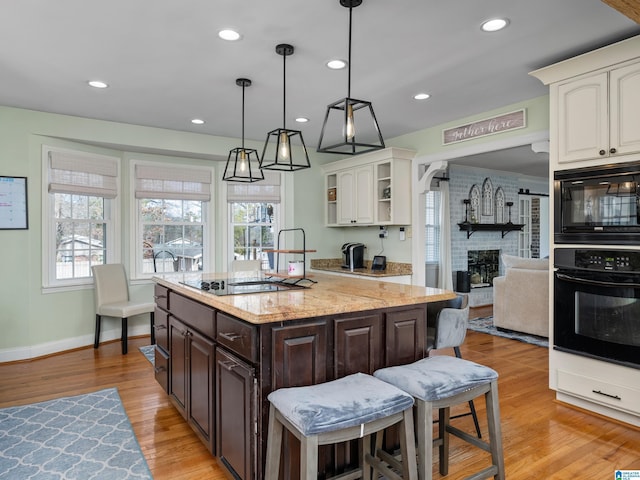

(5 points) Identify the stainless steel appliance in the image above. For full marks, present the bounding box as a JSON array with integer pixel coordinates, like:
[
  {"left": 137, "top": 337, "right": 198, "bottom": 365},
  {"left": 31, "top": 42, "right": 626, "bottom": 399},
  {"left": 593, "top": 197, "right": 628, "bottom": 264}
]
[
  {"left": 554, "top": 161, "right": 640, "bottom": 244},
  {"left": 554, "top": 248, "right": 640, "bottom": 369},
  {"left": 341, "top": 243, "right": 365, "bottom": 270},
  {"left": 181, "top": 277, "right": 308, "bottom": 295}
]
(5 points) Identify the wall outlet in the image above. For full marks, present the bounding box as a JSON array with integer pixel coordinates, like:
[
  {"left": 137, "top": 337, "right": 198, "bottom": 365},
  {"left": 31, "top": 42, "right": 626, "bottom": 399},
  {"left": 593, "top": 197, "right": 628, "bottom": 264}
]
[{"left": 379, "top": 226, "right": 388, "bottom": 238}]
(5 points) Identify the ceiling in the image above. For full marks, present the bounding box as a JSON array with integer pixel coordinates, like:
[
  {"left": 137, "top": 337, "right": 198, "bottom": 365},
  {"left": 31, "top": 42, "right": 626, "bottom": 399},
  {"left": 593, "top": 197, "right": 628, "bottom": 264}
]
[{"left": 1, "top": 0, "right": 639, "bottom": 177}]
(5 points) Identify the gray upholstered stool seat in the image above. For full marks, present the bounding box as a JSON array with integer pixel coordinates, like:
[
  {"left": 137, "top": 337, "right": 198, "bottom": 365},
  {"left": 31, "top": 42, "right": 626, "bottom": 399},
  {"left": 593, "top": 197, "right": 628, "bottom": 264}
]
[
  {"left": 265, "top": 372, "right": 418, "bottom": 480},
  {"left": 374, "top": 356, "right": 505, "bottom": 480}
]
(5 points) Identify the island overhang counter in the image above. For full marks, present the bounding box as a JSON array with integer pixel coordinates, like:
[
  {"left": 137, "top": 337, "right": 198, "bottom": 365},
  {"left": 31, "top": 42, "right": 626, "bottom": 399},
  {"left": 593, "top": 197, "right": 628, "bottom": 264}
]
[{"left": 152, "top": 272, "right": 455, "bottom": 480}]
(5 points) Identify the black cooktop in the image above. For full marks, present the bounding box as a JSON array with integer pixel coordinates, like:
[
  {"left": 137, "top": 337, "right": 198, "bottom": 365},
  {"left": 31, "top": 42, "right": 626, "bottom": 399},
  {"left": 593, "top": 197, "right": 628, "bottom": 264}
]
[{"left": 180, "top": 277, "right": 308, "bottom": 296}]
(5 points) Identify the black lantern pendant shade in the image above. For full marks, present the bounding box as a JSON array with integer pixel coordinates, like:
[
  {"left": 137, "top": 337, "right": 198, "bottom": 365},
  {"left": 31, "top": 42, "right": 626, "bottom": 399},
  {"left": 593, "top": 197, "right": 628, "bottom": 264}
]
[
  {"left": 317, "top": 0, "right": 384, "bottom": 155},
  {"left": 223, "top": 78, "right": 264, "bottom": 183},
  {"left": 261, "top": 44, "right": 311, "bottom": 172}
]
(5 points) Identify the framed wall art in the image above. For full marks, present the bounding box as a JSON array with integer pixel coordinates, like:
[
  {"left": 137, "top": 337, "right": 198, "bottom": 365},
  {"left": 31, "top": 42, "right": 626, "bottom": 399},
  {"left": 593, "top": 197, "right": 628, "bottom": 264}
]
[{"left": 0, "top": 176, "right": 28, "bottom": 230}]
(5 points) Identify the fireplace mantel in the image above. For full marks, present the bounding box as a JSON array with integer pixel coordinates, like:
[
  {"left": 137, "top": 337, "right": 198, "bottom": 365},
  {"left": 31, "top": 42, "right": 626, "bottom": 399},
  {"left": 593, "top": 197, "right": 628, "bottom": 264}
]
[{"left": 458, "top": 222, "right": 524, "bottom": 239}]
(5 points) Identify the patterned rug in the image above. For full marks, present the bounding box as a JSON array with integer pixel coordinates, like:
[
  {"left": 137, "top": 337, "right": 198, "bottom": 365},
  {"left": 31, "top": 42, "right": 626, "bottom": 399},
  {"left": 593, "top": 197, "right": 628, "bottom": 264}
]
[
  {"left": 468, "top": 316, "right": 549, "bottom": 348},
  {"left": 139, "top": 345, "right": 155, "bottom": 366},
  {"left": 0, "top": 388, "right": 153, "bottom": 479}
]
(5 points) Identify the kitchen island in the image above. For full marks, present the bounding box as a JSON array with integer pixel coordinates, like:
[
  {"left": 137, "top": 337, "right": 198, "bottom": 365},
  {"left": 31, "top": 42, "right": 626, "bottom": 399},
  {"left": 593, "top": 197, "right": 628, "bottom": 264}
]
[{"left": 152, "top": 272, "right": 454, "bottom": 480}]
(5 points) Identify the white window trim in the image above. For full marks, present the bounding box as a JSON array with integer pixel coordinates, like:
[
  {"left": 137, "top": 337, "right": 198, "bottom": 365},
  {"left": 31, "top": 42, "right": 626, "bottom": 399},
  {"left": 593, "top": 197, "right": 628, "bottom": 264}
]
[
  {"left": 129, "top": 159, "right": 216, "bottom": 282},
  {"left": 41, "top": 145, "right": 121, "bottom": 293},
  {"left": 222, "top": 174, "right": 287, "bottom": 271}
]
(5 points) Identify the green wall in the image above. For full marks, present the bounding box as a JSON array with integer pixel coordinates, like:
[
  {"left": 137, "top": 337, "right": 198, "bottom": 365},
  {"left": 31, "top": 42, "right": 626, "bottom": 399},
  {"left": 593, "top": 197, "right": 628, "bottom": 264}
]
[{"left": 0, "top": 95, "right": 549, "bottom": 360}]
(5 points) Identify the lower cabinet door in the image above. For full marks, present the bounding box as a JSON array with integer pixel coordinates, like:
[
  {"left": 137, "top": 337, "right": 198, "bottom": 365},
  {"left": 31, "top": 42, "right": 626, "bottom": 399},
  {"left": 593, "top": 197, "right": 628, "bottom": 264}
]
[
  {"left": 385, "top": 307, "right": 427, "bottom": 367},
  {"left": 216, "top": 348, "right": 256, "bottom": 480},
  {"left": 188, "top": 330, "right": 215, "bottom": 453},
  {"left": 169, "top": 318, "right": 188, "bottom": 417}
]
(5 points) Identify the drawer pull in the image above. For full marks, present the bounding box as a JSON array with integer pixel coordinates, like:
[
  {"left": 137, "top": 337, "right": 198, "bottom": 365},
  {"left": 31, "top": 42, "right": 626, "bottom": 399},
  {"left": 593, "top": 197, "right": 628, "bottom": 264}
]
[
  {"left": 155, "top": 324, "right": 167, "bottom": 330},
  {"left": 154, "top": 295, "right": 167, "bottom": 299},
  {"left": 592, "top": 389, "right": 621, "bottom": 401},
  {"left": 154, "top": 366, "right": 166, "bottom": 373},
  {"left": 220, "top": 332, "right": 243, "bottom": 342},
  {"left": 220, "top": 360, "right": 238, "bottom": 371}
]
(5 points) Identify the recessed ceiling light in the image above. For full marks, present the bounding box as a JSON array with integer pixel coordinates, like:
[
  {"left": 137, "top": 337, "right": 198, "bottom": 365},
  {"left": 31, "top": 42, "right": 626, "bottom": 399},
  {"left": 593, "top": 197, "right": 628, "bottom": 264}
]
[
  {"left": 88, "top": 80, "right": 108, "bottom": 89},
  {"left": 218, "top": 29, "right": 241, "bottom": 41},
  {"left": 414, "top": 93, "right": 431, "bottom": 100},
  {"left": 481, "top": 18, "right": 509, "bottom": 32},
  {"left": 295, "top": 117, "right": 309, "bottom": 123},
  {"left": 191, "top": 119, "right": 205, "bottom": 125},
  {"left": 326, "top": 59, "right": 347, "bottom": 70}
]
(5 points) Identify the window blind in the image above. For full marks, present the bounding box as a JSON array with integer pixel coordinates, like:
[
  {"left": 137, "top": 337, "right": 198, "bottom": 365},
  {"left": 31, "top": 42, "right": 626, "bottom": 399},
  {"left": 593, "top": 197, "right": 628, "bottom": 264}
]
[
  {"left": 135, "top": 164, "right": 212, "bottom": 201},
  {"left": 48, "top": 151, "right": 118, "bottom": 198},
  {"left": 227, "top": 171, "right": 281, "bottom": 202}
]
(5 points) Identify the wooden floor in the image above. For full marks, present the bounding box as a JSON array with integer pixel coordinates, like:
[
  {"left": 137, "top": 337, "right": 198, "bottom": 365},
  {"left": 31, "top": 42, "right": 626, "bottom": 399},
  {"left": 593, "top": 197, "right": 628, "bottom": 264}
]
[{"left": 1, "top": 331, "right": 639, "bottom": 479}]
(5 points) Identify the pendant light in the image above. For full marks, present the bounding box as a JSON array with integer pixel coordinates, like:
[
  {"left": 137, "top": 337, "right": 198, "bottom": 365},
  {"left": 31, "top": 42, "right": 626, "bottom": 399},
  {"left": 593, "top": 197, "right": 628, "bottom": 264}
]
[
  {"left": 317, "top": 0, "right": 384, "bottom": 155},
  {"left": 261, "top": 44, "right": 311, "bottom": 171},
  {"left": 223, "top": 78, "right": 264, "bottom": 183}
]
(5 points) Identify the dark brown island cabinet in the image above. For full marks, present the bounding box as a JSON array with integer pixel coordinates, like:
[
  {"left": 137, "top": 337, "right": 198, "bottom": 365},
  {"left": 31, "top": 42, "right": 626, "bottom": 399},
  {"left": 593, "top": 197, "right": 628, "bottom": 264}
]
[{"left": 153, "top": 273, "right": 454, "bottom": 480}]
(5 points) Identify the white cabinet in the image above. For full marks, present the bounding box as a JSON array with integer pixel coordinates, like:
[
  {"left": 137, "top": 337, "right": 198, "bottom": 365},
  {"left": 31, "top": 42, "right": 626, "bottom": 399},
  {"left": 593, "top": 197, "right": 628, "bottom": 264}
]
[
  {"left": 322, "top": 147, "right": 415, "bottom": 227},
  {"left": 557, "top": 62, "right": 640, "bottom": 164},
  {"left": 337, "top": 165, "right": 374, "bottom": 225}
]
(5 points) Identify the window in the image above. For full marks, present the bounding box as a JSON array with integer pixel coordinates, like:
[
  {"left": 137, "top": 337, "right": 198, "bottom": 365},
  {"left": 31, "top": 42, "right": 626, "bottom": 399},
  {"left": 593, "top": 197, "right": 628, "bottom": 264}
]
[
  {"left": 230, "top": 203, "right": 278, "bottom": 270},
  {"left": 133, "top": 163, "right": 212, "bottom": 278},
  {"left": 425, "top": 190, "right": 441, "bottom": 262},
  {"left": 227, "top": 172, "right": 281, "bottom": 271},
  {"left": 43, "top": 147, "right": 119, "bottom": 289}
]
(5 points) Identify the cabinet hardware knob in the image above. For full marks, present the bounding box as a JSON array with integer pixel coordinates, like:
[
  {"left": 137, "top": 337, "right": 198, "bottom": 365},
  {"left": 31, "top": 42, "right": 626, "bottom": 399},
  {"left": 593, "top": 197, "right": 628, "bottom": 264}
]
[
  {"left": 599, "top": 149, "right": 606, "bottom": 156},
  {"left": 219, "top": 332, "right": 242, "bottom": 341},
  {"left": 220, "top": 360, "right": 238, "bottom": 371},
  {"left": 610, "top": 148, "right": 617, "bottom": 154},
  {"left": 592, "top": 389, "right": 621, "bottom": 400}
]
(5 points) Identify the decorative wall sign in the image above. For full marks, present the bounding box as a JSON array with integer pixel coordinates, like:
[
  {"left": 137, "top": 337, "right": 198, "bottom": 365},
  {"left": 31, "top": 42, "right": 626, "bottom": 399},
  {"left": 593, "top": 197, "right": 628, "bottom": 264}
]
[{"left": 442, "top": 109, "right": 526, "bottom": 145}]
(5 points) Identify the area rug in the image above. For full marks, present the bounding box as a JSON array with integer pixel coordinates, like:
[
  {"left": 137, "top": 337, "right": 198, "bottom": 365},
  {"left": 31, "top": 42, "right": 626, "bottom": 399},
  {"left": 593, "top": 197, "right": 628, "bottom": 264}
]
[
  {"left": 468, "top": 316, "right": 549, "bottom": 348},
  {"left": 139, "top": 345, "right": 155, "bottom": 366},
  {"left": 0, "top": 387, "right": 153, "bottom": 479}
]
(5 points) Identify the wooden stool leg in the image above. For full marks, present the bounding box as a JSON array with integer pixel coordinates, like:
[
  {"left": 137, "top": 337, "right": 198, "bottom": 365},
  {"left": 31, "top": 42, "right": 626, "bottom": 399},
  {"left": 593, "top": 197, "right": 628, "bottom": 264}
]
[
  {"left": 121, "top": 317, "right": 128, "bottom": 354},
  {"left": 400, "top": 408, "right": 419, "bottom": 480},
  {"left": 265, "top": 405, "right": 283, "bottom": 480},
  {"left": 94, "top": 314, "right": 101, "bottom": 348},
  {"left": 416, "top": 400, "right": 432, "bottom": 480},
  {"left": 300, "top": 434, "right": 318, "bottom": 480},
  {"left": 438, "top": 407, "right": 450, "bottom": 476},
  {"left": 486, "top": 380, "right": 506, "bottom": 480}
]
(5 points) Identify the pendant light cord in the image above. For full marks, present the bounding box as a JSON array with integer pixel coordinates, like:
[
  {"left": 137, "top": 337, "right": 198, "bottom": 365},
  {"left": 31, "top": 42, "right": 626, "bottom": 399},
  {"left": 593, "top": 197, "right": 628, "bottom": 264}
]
[
  {"left": 282, "top": 51, "right": 287, "bottom": 130},
  {"left": 347, "top": 4, "right": 353, "bottom": 99},
  {"left": 241, "top": 83, "right": 245, "bottom": 150}
]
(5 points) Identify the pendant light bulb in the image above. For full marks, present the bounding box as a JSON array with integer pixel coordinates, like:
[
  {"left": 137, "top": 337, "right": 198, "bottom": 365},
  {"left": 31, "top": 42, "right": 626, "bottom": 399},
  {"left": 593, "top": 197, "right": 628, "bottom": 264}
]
[
  {"left": 239, "top": 149, "right": 248, "bottom": 172},
  {"left": 277, "top": 132, "right": 290, "bottom": 162},
  {"left": 345, "top": 103, "right": 356, "bottom": 140}
]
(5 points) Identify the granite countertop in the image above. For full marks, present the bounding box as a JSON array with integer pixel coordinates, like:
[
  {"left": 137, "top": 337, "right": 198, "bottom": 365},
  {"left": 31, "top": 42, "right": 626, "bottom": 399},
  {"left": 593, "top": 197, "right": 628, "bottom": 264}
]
[
  {"left": 310, "top": 258, "right": 412, "bottom": 278},
  {"left": 154, "top": 271, "right": 453, "bottom": 325}
]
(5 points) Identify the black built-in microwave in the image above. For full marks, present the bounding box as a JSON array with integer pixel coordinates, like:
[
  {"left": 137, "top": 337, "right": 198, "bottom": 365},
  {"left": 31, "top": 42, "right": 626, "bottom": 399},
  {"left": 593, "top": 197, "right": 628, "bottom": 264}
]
[{"left": 554, "top": 161, "right": 640, "bottom": 244}]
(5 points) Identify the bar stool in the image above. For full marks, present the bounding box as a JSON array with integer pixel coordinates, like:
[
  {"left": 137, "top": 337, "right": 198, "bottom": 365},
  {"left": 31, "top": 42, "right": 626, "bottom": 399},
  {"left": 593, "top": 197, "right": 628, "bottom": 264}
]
[
  {"left": 265, "top": 372, "right": 418, "bottom": 480},
  {"left": 374, "top": 356, "right": 505, "bottom": 480}
]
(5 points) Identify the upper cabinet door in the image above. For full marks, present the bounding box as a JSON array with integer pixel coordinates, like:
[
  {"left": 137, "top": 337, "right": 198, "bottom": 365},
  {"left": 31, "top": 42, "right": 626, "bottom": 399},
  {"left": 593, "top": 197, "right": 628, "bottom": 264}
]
[
  {"left": 610, "top": 62, "right": 640, "bottom": 157},
  {"left": 557, "top": 72, "right": 609, "bottom": 164},
  {"left": 336, "top": 165, "right": 374, "bottom": 225}
]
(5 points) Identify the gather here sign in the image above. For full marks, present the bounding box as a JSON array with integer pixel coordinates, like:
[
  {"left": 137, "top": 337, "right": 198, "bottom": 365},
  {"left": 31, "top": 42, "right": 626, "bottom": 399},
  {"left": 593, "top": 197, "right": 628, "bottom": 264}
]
[{"left": 442, "top": 109, "right": 526, "bottom": 145}]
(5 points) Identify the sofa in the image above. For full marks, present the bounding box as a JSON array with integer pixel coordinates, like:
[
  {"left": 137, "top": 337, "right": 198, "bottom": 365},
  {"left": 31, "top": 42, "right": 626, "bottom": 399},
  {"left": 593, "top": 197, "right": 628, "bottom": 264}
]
[{"left": 492, "top": 254, "right": 549, "bottom": 337}]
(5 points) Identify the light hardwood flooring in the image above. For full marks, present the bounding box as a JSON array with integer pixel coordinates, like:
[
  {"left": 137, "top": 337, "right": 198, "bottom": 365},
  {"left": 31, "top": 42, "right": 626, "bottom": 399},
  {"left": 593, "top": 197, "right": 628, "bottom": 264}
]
[{"left": 1, "top": 330, "right": 639, "bottom": 479}]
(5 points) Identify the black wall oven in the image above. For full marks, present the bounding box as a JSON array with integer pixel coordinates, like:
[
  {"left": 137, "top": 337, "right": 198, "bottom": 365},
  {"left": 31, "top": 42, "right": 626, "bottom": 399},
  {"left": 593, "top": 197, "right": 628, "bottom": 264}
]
[
  {"left": 554, "top": 161, "right": 640, "bottom": 244},
  {"left": 554, "top": 248, "right": 640, "bottom": 369}
]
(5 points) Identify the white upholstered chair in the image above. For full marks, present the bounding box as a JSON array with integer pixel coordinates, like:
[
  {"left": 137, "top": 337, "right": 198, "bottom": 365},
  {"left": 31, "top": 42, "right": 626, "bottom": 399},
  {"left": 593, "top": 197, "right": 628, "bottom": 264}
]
[{"left": 92, "top": 264, "right": 155, "bottom": 354}]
